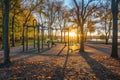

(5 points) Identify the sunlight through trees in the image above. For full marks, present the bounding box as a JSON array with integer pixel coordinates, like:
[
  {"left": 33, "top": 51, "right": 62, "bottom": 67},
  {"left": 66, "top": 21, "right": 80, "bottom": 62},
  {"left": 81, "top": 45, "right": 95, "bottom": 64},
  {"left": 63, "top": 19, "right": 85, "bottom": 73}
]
[{"left": 0, "top": 0, "right": 120, "bottom": 67}]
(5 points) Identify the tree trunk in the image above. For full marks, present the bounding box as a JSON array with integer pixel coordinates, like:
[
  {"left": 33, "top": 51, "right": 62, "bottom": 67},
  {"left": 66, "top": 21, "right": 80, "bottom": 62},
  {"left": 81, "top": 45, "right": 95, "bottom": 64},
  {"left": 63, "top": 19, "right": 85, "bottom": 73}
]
[
  {"left": 55, "top": 29, "right": 57, "bottom": 40},
  {"left": 77, "top": 26, "right": 79, "bottom": 43},
  {"left": 84, "top": 31, "right": 88, "bottom": 42},
  {"left": 26, "top": 27, "right": 28, "bottom": 51},
  {"left": 111, "top": 0, "right": 118, "bottom": 58},
  {"left": 111, "top": 14, "right": 118, "bottom": 58},
  {"left": 106, "top": 19, "right": 112, "bottom": 44},
  {"left": 3, "top": 0, "right": 11, "bottom": 64},
  {"left": 79, "top": 25, "right": 84, "bottom": 52},
  {"left": 105, "top": 36, "right": 109, "bottom": 44},
  {"left": 51, "top": 28, "right": 53, "bottom": 47},
  {"left": 11, "top": 12, "right": 15, "bottom": 47},
  {"left": 22, "top": 24, "right": 25, "bottom": 52},
  {"left": 1, "top": 2, "right": 4, "bottom": 49},
  {"left": 90, "top": 32, "right": 92, "bottom": 40},
  {"left": 105, "top": 15, "right": 108, "bottom": 44}
]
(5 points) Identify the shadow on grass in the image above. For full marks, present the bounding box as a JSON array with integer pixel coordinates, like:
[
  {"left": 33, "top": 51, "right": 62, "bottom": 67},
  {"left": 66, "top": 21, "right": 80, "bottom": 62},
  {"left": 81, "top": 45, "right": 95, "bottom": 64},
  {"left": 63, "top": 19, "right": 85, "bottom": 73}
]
[{"left": 80, "top": 52, "right": 120, "bottom": 80}]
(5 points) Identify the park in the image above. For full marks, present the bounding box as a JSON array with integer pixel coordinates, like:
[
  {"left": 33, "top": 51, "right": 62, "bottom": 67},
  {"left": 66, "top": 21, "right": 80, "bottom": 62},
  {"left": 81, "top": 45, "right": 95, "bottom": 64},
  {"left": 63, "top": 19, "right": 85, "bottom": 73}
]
[{"left": 0, "top": 0, "right": 120, "bottom": 80}]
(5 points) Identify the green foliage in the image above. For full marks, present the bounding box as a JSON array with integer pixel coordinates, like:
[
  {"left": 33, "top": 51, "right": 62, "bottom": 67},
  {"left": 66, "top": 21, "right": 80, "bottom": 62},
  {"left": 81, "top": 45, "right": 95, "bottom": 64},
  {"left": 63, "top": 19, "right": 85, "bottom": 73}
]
[{"left": 99, "top": 34, "right": 106, "bottom": 40}]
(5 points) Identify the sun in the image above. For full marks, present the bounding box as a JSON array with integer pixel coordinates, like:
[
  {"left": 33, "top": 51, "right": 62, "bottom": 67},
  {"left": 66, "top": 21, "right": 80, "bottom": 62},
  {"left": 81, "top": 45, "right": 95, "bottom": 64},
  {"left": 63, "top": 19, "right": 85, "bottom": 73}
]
[{"left": 69, "top": 31, "right": 76, "bottom": 37}]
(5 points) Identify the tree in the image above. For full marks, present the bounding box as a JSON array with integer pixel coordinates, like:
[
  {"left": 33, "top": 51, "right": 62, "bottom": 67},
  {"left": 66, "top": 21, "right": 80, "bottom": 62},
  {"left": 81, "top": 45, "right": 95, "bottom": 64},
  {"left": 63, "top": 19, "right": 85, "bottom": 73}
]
[
  {"left": 45, "top": 0, "right": 58, "bottom": 46},
  {"left": 56, "top": 1, "right": 64, "bottom": 43},
  {"left": 3, "top": 0, "right": 11, "bottom": 64},
  {"left": 73, "top": 0, "right": 99, "bottom": 52},
  {"left": 69, "top": 8, "right": 80, "bottom": 43},
  {"left": 0, "top": 2, "right": 3, "bottom": 48},
  {"left": 100, "top": 1, "right": 112, "bottom": 44},
  {"left": 111, "top": 0, "right": 120, "bottom": 58},
  {"left": 10, "top": 0, "right": 21, "bottom": 47},
  {"left": 87, "top": 20, "right": 95, "bottom": 39}
]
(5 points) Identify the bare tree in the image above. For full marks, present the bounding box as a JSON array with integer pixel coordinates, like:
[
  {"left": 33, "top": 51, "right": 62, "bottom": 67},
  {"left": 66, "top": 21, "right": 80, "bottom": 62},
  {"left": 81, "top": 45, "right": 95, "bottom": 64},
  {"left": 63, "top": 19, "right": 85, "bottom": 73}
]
[
  {"left": 45, "top": 0, "right": 58, "bottom": 46},
  {"left": 100, "top": 1, "right": 112, "bottom": 44},
  {"left": 73, "top": 0, "right": 99, "bottom": 52},
  {"left": 56, "top": 1, "right": 64, "bottom": 43}
]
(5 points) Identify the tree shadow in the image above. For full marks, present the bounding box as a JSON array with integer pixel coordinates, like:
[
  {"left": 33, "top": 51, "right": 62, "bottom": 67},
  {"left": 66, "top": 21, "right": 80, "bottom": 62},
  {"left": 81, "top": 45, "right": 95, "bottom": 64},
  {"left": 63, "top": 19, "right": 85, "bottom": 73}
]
[
  {"left": 63, "top": 50, "right": 69, "bottom": 69},
  {"left": 56, "top": 45, "right": 66, "bottom": 56},
  {"left": 51, "top": 50, "right": 69, "bottom": 80},
  {"left": 0, "top": 48, "right": 40, "bottom": 68},
  {"left": 0, "top": 60, "right": 65, "bottom": 80},
  {"left": 86, "top": 44, "right": 111, "bottom": 55},
  {"left": 0, "top": 49, "right": 70, "bottom": 79},
  {"left": 86, "top": 44, "right": 120, "bottom": 58},
  {"left": 0, "top": 53, "right": 37, "bottom": 68},
  {"left": 80, "top": 52, "right": 120, "bottom": 80},
  {"left": 0, "top": 48, "right": 37, "bottom": 61},
  {"left": 40, "top": 48, "right": 50, "bottom": 53}
]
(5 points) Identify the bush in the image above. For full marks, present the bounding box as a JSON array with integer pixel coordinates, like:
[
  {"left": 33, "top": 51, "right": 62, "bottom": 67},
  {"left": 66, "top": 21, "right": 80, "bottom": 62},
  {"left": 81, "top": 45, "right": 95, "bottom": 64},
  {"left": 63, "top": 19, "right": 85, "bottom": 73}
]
[{"left": 99, "top": 34, "right": 106, "bottom": 40}]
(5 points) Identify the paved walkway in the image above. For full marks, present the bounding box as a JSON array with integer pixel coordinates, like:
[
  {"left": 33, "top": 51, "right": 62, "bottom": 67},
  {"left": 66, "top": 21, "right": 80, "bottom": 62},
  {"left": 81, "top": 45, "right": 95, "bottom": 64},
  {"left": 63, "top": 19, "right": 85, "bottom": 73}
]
[{"left": 0, "top": 43, "right": 120, "bottom": 80}]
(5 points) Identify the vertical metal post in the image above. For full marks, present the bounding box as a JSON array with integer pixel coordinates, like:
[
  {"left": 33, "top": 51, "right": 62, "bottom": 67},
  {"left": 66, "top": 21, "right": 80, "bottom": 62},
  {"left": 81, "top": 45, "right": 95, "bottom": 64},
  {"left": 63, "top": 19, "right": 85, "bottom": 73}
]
[
  {"left": 41, "top": 24, "right": 44, "bottom": 50},
  {"left": 33, "top": 20, "right": 36, "bottom": 49},
  {"left": 37, "top": 25, "right": 40, "bottom": 53}
]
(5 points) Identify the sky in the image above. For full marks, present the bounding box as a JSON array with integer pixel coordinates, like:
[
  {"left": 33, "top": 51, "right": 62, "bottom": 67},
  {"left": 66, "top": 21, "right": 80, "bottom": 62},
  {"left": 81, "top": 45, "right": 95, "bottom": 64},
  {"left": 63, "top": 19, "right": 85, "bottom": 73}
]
[{"left": 64, "top": 0, "right": 72, "bottom": 6}]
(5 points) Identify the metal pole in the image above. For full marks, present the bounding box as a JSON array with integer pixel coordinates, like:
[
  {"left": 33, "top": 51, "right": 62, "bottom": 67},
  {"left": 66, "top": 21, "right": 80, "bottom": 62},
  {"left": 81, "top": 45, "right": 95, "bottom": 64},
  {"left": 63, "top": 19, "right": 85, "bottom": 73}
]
[
  {"left": 33, "top": 19, "right": 36, "bottom": 49},
  {"left": 41, "top": 24, "right": 44, "bottom": 50},
  {"left": 22, "top": 24, "right": 25, "bottom": 52},
  {"left": 37, "top": 25, "right": 40, "bottom": 53}
]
